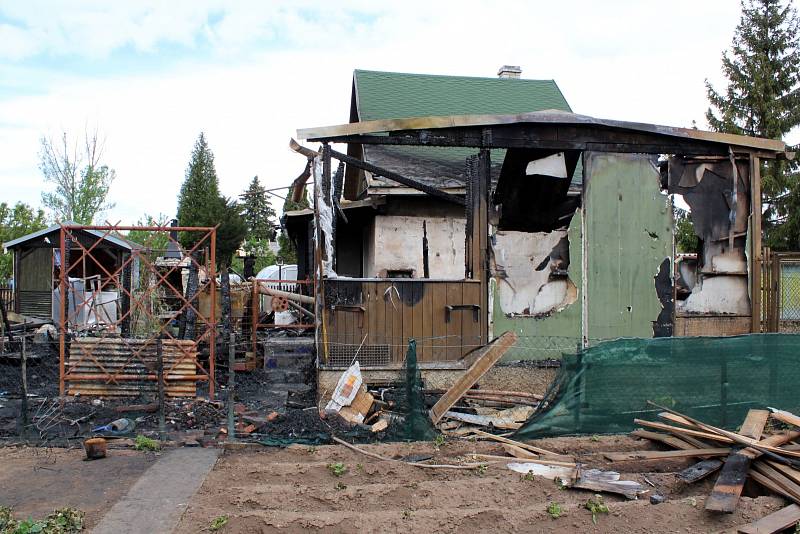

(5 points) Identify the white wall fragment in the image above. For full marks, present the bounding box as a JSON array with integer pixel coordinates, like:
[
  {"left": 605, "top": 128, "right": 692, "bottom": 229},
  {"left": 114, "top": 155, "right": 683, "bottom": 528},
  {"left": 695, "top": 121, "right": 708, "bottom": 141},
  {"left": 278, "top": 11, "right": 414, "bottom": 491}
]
[
  {"left": 312, "top": 155, "right": 337, "bottom": 277},
  {"left": 492, "top": 230, "right": 577, "bottom": 316},
  {"left": 679, "top": 275, "right": 751, "bottom": 315},
  {"left": 525, "top": 152, "right": 568, "bottom": 178},
  {"left": 364, "top": 215, "right": 465, "bottom": 279}
]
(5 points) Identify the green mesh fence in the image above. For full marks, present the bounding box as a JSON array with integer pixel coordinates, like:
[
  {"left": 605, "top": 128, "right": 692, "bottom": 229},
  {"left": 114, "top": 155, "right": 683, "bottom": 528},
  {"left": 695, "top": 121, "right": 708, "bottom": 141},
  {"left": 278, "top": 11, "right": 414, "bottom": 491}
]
[
  {"left": 392, "top": 338, "right": 437, "bottom": 442},
  {"left": 515, "top": 334, "right": 800, "bottom": 439}
]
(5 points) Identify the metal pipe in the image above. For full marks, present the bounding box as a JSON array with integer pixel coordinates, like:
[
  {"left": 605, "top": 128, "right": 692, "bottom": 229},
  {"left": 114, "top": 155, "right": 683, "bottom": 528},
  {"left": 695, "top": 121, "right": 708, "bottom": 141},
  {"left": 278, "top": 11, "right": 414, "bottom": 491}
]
[
  {"left": 287, "top": 299, "right": 315, "bottom": 319},
  {"left": 255, "top": 283, "right": 314, "bottom": 304},
  {"left": 227, "top": 332, "right": 236, "bottom": 441},
  {"left": 209, "top": 229, "right": 217, "bottom": 399},
  {"left": 64, "top": 374, "right": 209, "bottom": 381}
]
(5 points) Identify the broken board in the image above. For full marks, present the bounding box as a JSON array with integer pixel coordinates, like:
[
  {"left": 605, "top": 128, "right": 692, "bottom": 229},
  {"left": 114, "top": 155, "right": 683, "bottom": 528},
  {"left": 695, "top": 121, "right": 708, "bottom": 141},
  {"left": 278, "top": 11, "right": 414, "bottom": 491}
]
[
  {"left": 737, "top": 504, "right": 800, "bottom": 534},
  {"left": 706, "top": 410, "right": 770, "bottom": 513},
  {"left": 429, "top": 331, "right": 517, "bottom": 424}
]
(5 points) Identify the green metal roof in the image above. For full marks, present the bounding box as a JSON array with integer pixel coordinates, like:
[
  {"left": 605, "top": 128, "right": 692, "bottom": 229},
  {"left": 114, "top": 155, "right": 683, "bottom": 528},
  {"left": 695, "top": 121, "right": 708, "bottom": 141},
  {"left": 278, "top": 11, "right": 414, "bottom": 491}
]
[
  {"left": 347, "top": 70, "right": 575, "bottom": 197},
  {"left": 353, "top": 70, "right": 573, "bottom": 121}
]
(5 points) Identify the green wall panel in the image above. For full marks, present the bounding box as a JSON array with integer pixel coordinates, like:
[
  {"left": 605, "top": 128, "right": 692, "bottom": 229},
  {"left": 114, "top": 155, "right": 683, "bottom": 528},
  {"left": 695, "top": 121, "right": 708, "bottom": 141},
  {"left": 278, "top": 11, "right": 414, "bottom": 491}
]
[{"left": 584, "top": 152, "right": 672, "bottom": 341}]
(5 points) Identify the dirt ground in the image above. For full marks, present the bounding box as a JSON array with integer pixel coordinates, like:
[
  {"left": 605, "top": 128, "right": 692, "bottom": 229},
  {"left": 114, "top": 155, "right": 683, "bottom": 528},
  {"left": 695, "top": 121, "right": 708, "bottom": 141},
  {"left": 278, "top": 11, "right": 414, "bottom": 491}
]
[
  {"left": 0, "top": 446, "right": 156, "bottom": 529},
  {"left": 174, "top": 435, "right": 788, "bottom": 534}
]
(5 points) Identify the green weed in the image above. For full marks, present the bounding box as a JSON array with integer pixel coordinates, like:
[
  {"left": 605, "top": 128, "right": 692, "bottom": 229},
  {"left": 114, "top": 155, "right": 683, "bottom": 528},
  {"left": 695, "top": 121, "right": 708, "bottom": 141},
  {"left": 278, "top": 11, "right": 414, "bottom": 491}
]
[
  {"left": 327, "top": 462, "right": 347, "bottom": 477},
  {"left": 585, "top": 495, "right": 609, "bottom": 524},
  {"left": 547, "top": 502, "right": 563, "bottom": 519},
  {"left": 209, "top": 515, "right": 228, "bottom": 531}
]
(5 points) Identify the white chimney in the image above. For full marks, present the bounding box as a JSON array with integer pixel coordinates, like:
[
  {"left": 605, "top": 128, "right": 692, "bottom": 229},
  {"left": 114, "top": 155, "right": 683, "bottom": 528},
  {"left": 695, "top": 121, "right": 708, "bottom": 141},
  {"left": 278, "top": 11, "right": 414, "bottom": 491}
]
[{"left": 497, "top": 65, "right": 522, "bottom": 79}]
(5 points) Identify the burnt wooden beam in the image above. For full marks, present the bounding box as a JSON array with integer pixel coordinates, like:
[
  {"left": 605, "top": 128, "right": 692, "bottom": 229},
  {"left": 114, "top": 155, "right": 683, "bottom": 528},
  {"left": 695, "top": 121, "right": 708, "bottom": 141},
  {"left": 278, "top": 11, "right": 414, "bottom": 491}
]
[
  {"left": 314, "top": 124, "right": 732, "bottom": 156},
  {"left": 705, "top": 409, "right": 770, "bottom": 513},
  {"left": 328, "top": 148, "right": 465, "bottom": 206},
  {"left": 463, "top": 149, "right": 490, "bottom": 344}
]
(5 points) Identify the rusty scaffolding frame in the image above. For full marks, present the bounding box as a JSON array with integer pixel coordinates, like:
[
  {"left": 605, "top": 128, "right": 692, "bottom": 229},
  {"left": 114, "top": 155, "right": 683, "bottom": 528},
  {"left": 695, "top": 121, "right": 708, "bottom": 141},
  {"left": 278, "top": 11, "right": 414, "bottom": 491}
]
[{"left": 58, "top": 224, "right": 218, "bottom": 399}]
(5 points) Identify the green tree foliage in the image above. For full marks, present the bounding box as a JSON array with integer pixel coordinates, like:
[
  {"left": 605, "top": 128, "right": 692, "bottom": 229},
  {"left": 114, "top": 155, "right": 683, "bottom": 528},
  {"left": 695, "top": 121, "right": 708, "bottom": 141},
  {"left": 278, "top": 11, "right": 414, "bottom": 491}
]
[
  {"left": 0, "top": 202, "right": 47, "bottom": 283},
  {"left": 705, "top": 0, "right": 800, "bottom": 249},
  {"left": 176, "top": 133, "right": 247, "bottom": 268},
  {"left": 277, "top": 230, "right": 297, "bottom": 264},
  {"left": 125, "top": 214, "right": 171, "bottom": 253},
  {"left": 239, "top": 176, "right": 277, "bottom": 241},
  {"left": 674, "top": 207, "right": 700, "bottom": 254},
  {"left": 176, "top": 133, "right": 221, "bottom": 248},
  {"left": 231, "top": 238, "right": 277, "bottom": 276},
  {"left": 213, "top": 196, "right": 247, "bottom": 269},
  {"left": 39, "top": 130, "right": 116, "bottom": 224}
]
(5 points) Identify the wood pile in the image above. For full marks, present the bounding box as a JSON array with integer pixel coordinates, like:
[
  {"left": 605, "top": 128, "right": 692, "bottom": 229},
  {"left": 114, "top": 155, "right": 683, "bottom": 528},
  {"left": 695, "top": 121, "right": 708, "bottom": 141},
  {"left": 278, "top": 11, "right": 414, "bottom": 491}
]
[{"left": 616, "top": 403, "right": 800, "bottom": 533}]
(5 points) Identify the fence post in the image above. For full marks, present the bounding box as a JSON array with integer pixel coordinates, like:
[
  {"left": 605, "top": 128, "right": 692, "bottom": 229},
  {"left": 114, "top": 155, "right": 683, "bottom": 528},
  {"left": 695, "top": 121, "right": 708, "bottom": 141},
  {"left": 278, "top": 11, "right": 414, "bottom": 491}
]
[
  {"left": 227, "top": 332, "right": 236, "bottom": 441},
  {"left": 157, "top": 336, "right": 165, "bottom": 438},
  {"left": 19, "top": 335, "right": 28, "bottom": 439}
]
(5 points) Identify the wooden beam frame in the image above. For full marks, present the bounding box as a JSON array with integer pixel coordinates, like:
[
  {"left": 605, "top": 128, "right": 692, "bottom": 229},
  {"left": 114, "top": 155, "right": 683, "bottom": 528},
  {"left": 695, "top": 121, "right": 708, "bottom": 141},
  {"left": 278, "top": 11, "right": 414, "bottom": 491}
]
[
  {"left": 751, "top": 154, "right": 762, "bottom": 333},
  {"left": 313, "top": 124, "right": 738, "bottom": 156}
]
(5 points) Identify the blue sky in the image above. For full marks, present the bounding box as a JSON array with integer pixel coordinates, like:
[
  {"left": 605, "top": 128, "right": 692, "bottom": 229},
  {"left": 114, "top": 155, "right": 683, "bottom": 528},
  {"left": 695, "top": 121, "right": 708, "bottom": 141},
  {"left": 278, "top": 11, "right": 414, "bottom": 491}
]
[{"left": 1, "top": 1, "right": 795, "bottom": 223}]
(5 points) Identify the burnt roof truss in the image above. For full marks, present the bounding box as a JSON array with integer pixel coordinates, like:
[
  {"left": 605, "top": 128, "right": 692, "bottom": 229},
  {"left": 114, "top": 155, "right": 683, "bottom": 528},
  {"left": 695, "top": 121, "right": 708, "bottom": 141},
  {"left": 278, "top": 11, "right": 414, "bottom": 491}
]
[
  {"left": 327, "top": 147, "right": 465, "bottom": 206},
  {"left": 313, "top": 124, "right": 774, "bottom": 158}
]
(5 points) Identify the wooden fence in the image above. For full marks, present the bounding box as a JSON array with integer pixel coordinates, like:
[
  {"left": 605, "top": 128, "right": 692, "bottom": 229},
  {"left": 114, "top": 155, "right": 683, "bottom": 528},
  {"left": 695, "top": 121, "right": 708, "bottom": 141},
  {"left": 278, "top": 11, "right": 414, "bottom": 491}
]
[{"left": 0, "top": 286, "right": 14, "bottom": 312}]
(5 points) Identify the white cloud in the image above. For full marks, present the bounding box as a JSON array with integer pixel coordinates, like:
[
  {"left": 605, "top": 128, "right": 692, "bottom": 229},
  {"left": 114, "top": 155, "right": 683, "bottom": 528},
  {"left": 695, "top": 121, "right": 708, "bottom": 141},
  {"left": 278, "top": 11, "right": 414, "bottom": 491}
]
[{"left": 2, "top": 0, "right": 796, "bottom": 224}]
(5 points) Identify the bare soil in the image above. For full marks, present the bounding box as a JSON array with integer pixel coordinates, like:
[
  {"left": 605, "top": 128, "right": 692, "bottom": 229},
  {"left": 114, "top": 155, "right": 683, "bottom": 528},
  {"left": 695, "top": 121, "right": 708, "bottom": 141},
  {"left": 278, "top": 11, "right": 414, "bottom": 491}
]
[
  {"left": 0, "top": 446, "right": 156, "bottom": 529},
  {"left": 174, "top": 435, "right": 787, "bottom": 533}
]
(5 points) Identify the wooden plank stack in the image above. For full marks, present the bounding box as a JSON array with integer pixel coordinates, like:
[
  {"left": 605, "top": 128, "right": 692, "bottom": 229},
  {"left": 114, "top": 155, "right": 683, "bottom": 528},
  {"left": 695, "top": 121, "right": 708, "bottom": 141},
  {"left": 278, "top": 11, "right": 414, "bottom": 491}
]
[
  {"left": 622, "top": 404, "right": 800, "bottom": 533},
  {"left": 67, "top": 337, "right": 199, "bottom": 397}
]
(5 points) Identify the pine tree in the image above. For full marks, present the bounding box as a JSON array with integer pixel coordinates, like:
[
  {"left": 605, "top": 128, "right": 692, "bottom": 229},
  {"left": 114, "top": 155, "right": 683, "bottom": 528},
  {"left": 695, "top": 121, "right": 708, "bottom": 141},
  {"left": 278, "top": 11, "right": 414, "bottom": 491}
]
[
  {"left": 213, "top": 196, "right": 248, "bottom": 269},
  {"left": 176, "top": 133, "right": 221, "bottom": 248},
  {"left": 705, "top": 0, "right": 800, "bottom": 249},
  {"left": 239, "top": 176, "right": 276, "bottom": 241}
]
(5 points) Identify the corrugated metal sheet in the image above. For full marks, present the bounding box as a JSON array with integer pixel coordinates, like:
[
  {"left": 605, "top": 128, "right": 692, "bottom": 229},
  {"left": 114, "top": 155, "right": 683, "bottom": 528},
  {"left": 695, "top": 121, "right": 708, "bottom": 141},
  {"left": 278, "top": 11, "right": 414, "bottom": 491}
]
[{"left": 67, "top": 338, "right": 199, "bottom": 397}]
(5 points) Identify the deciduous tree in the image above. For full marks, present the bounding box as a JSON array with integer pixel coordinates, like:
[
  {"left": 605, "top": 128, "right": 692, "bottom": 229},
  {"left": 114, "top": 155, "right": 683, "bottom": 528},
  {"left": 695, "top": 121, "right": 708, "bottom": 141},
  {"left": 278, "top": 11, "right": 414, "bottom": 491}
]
[
  {"left": 39, "top": 129, "right": 116, "bottom": 224},
  {"left": 0, "top": 202, "right": 47, "bottom": 283}
]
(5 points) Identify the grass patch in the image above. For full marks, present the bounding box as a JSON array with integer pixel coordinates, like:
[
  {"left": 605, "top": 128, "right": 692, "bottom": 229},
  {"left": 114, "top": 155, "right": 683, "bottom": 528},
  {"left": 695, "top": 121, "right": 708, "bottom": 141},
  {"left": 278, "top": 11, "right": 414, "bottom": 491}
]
[
  {"left": 134, "top": 435, "right": 160, "bottom": 452},
  {"left": 0, "top": 506, "right": 84, "bottom": 533}
]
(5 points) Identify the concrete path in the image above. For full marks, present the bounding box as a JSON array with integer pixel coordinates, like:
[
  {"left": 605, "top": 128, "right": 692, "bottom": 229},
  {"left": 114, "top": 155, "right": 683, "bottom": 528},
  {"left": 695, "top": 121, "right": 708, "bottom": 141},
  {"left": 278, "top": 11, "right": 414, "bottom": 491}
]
[{"left": 91, "top": 447, "right": 220, "bottom": 534}]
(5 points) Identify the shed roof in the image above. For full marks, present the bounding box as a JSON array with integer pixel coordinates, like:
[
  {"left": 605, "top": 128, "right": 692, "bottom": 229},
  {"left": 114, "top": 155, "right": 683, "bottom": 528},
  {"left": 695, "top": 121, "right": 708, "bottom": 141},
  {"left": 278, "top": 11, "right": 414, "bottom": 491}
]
[
  {"left": 346, "top": 70, "right": 574, "bottom": 197},
  {"left": 3, "top": 222, "right": 135, "bottom": 251}
]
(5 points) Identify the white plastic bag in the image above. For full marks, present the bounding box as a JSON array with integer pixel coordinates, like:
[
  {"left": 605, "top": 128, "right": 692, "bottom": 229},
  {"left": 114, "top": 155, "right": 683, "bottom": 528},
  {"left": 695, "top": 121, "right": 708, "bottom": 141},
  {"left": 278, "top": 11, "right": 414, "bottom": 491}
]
[{"left": 324, "top": 361, "right": 362, "bottom": 413}]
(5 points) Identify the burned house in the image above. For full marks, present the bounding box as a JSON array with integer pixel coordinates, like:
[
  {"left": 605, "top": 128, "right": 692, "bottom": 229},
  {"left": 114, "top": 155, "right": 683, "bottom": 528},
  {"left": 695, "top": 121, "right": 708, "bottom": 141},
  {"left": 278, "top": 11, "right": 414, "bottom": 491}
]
[{"left": 285, "top": 69, "right": 789, "bottom": 390}]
